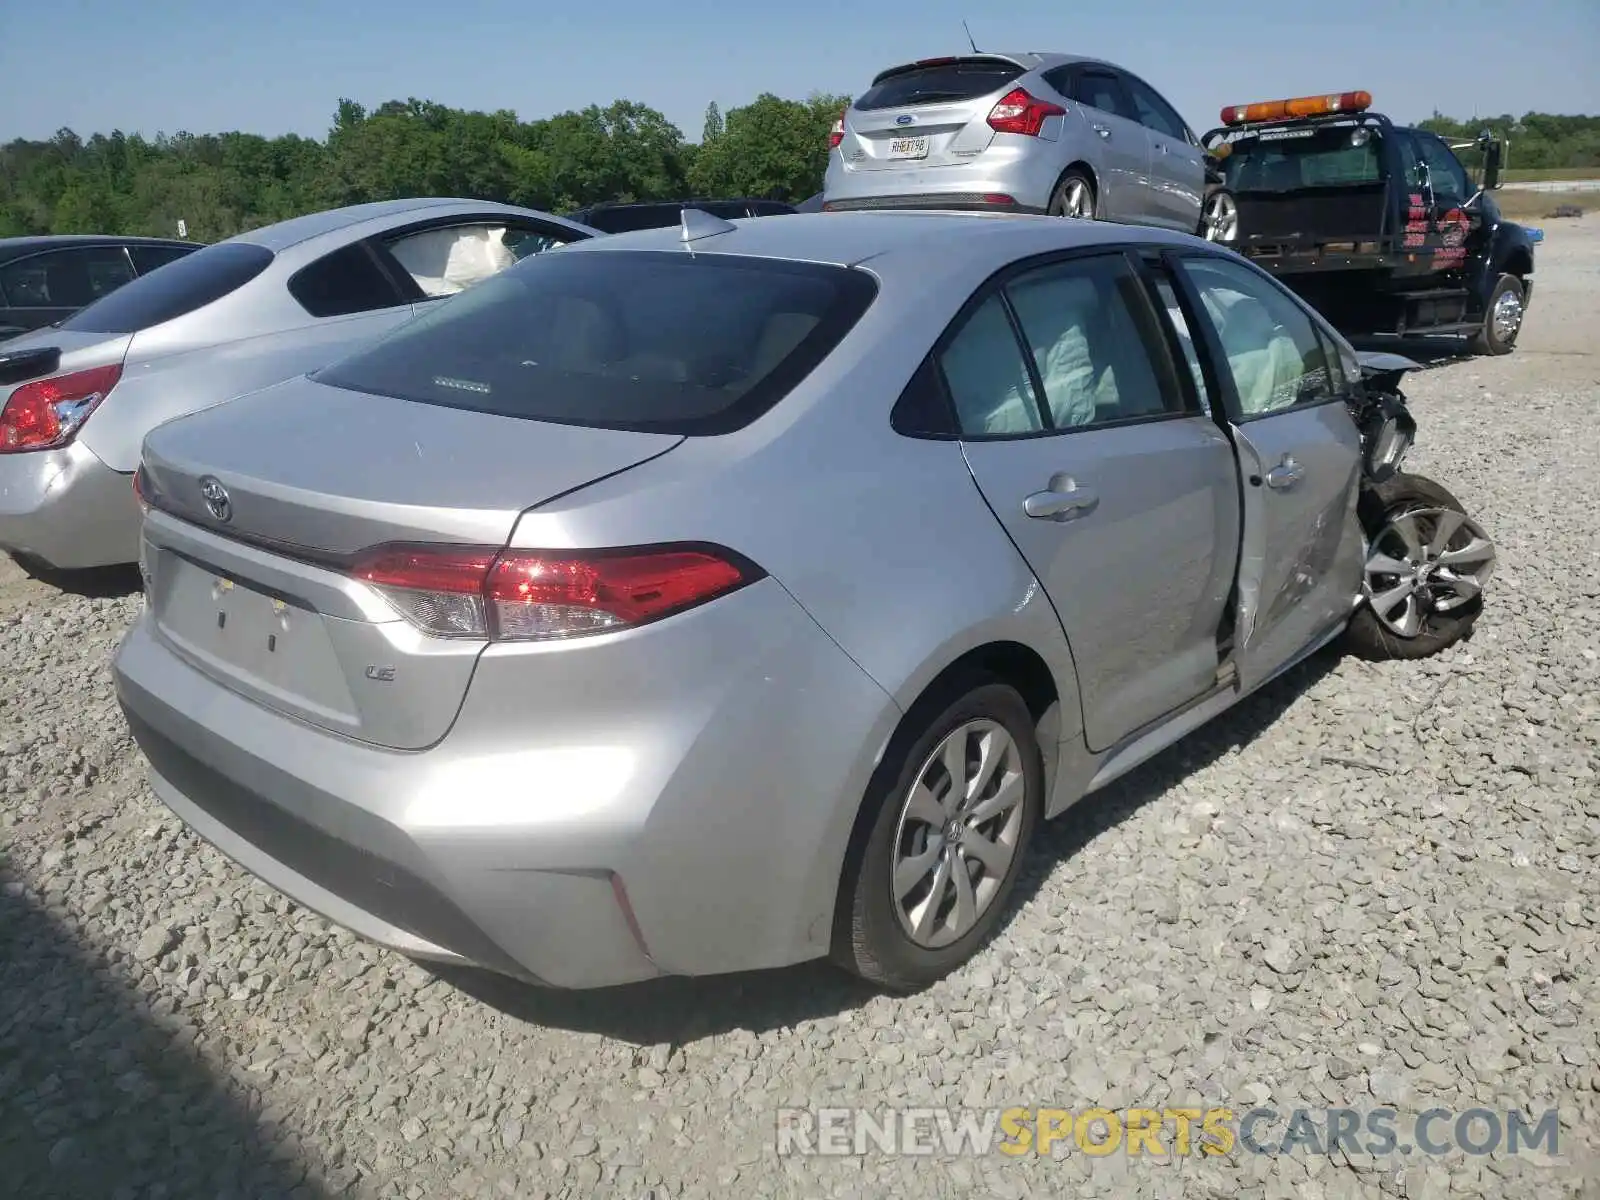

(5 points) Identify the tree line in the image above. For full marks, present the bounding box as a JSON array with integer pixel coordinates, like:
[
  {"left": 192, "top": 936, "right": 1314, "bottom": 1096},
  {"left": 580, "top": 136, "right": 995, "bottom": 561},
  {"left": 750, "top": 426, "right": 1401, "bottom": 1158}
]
[
  {"left": 0, "top": 92, "right": 848, "bottom": 243},
  {"left": 1, "top": 98, "right": 1593, "bottom": 244}
]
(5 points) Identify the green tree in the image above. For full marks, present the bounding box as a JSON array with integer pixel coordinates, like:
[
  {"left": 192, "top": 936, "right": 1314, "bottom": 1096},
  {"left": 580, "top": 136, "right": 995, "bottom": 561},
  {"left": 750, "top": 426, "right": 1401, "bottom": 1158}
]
[{"left": 702, "top": 102, "right": 724, "bottom": 144}]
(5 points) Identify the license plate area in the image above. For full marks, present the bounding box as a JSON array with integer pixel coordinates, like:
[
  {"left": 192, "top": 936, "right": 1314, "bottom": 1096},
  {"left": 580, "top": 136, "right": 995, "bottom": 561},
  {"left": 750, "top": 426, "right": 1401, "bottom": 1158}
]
[
  {"left": 887, "top": 135, "right": 930, "bottom": 160},
  {"left": 152, "top": 551, "right": 360, "bottom": 726}
]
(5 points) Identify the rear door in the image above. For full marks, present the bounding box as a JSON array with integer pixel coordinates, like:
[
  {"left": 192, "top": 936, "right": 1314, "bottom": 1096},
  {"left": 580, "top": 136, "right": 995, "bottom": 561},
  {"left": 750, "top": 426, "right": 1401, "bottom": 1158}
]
[
  {"left": 946, "top": 250, "right": 1240, "bottom": 751},
  {"left": 1122, "top": 73, "right": 1205, "bottom": 231},
  {"left": 1058, "top": 68, "right": 1154, "bottom": 223},
  {"left": 1166, "top": 252, "right": 1365, "bottom": 691},
  {"left": 841, "top": 57, "right": 1024, "bottom": 173}
]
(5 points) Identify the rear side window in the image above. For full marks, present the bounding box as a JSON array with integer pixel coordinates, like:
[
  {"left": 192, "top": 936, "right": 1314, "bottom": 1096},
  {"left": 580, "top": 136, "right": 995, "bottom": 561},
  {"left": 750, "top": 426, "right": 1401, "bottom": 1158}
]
[
  {"left": 61, "top": 242, "right": 274, "bottom": 334},
  {"left": 131, "top": 244, "right": 197, "bottom": 274},
  {"left": 315, "top": 249, "right": 878, "bottom": 435},
  {"left": 1072, "top": 70, "right": 1140, "bottom": 124},
  {"left": 856, "top": 59, "right": 1024, "bottom": 110},
  {"left": 288, "top": 243, "right": 404, "bottom": 318}
]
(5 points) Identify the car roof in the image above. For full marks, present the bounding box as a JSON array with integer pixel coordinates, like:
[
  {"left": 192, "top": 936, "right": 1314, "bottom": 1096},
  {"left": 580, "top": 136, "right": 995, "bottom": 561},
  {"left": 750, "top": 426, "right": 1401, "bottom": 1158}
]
[
  {"left": 226, "top": 198, "right": 584, "bottom": 253},
  {"left": 565, "top": 209, "right": 1199, "bottom": 277},
  {"left": 0, "top": 234, "right": 197, "bottom": 263}
]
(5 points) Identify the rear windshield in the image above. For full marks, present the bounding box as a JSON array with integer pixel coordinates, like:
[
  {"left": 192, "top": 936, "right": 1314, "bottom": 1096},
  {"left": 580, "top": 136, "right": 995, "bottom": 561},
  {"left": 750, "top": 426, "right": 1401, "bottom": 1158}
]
[
  {"left": 856, "top": 58, "right": 1024, "bottom": 110},
  {"left": 61, "top": 241, "right": 274, "bottom": 334},
  {"left": 1218, "top": 125, "right": 1386, "bottom": 192},
  {"left": 314, "top": 249, "right": 878, "bottom": 435}
]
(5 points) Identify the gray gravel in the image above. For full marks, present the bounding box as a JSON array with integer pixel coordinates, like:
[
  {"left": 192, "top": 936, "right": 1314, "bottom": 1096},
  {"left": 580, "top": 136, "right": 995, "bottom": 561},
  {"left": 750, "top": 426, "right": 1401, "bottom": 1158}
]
[{"left": 3, "top": 221, "right": 1599, "bottom": 1199}]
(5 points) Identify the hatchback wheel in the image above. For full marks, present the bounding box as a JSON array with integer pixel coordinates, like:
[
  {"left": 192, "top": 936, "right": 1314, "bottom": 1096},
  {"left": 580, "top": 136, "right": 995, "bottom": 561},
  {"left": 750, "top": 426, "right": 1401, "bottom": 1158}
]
[
  {"left": 1048, "top": 170, "right": 1098, "bottom": 220},
  {"left": 1201, "top": 188, "right": 1239, "bottom": 243},
  {"left": 1344, "top": 473, "right": 1496, "bottom": 660},
  {"left": 834, "top": 678, "right": 1042, "bottom": 992}
]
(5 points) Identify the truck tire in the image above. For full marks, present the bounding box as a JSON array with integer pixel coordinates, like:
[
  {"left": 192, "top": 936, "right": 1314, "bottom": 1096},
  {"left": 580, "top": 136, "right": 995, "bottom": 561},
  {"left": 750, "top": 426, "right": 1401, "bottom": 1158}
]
[
  {"left": 1471, "top": 273, "right": 1525, "bottom": 355},
  {"left": 1047, "top": 170, "right": 1098, "bottom": 220},
  {"left": 1344, "top": 473, "right": 1496, "bottom": 661}
]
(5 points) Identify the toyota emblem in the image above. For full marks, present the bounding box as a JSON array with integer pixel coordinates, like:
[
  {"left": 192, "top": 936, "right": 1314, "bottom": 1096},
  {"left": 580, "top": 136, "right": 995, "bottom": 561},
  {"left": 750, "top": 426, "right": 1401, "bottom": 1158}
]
[{"left": 198, "top": 476, "right": 232, "bottom": 523}]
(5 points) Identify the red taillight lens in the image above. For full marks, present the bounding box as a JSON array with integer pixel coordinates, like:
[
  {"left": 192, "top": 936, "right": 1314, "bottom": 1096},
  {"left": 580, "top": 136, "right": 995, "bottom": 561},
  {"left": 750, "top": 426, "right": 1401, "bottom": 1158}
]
[
  {"left": 986, "top": 88, "right": 1065, "bottom": 137},
  {"left": 351, "top": 544, "right": 756, "bottom": 641},
  {"left": 353, "top": 546, "right": 500, "bottom": 638},
  {"left": 0, "top": 364, "right": 121, "bottom": 453},
  {"left": 829, "top": 109, "right": 846, "bottom": 150}
]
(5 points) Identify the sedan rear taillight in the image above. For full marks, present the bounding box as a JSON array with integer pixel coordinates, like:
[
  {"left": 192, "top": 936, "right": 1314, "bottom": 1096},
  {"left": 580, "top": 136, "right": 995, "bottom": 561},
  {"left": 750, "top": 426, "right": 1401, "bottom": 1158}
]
[
  {"left": 986, "top": 88, "right": 1066, "bottom": 137},
  {"left": 829, "top": 109, "right": 846, "bottom": 150},
  {"left": 0, "top": 364, "right": 121, "bottom": 453},
  {"left": 352, "top": 544, "right": 760, "bottom": 641}
]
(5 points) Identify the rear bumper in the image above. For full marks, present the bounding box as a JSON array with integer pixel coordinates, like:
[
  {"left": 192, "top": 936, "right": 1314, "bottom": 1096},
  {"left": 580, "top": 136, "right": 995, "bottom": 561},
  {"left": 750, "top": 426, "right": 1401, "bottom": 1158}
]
[
  {"left": 113, "top": 577, "right": 901, "bottom": 989},
  {"left": 0, "top": 441, "right": 140, "bottom": 570}
]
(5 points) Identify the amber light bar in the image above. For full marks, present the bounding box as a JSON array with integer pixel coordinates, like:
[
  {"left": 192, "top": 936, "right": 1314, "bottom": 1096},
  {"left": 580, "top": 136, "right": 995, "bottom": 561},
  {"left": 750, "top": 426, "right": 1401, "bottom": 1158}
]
[{"left": 1220, "top": 91, "right": 1372, "bottom": 126}]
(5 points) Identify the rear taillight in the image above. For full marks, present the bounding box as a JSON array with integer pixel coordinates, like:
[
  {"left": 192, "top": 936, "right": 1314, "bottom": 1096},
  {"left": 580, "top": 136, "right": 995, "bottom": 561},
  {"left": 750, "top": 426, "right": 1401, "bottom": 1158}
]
[
  {"left": 828, "top": 109, "right": 846, "bottom": 150},
  {"left": 986, "top": 88, "right": 1065, "bottom": 137},
  {"left": 0, "top": 364, "right": 121, "bottom": 453},
  {"left": 352, "top": 544, "right": 758, "bottom": 641}
]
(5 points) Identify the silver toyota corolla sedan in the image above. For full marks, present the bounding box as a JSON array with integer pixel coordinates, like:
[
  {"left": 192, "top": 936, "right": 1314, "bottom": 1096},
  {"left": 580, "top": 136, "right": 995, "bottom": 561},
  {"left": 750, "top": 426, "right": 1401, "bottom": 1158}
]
[
  {"left": 114, "top": 210, "right": 1496, "bottom": 992},
  {"left": 0, "top": 198, "right": 595, "bottom": 571}
]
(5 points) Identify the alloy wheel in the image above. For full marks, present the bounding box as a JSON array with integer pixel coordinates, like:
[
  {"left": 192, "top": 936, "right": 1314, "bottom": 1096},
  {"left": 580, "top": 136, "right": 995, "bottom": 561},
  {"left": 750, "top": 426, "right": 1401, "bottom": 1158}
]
[
  {"left": 1492, "top": 288, "right": 1524, "bottom": 344},
  {"left": 890, "top": 719, "right": 1027, "bottom": 948},
  {"left": 1363, "top": 507, "right": 1497, "bottom": 638},
  {"left": 1203, "top": 192, "right": 1238, "bottom": 242}
]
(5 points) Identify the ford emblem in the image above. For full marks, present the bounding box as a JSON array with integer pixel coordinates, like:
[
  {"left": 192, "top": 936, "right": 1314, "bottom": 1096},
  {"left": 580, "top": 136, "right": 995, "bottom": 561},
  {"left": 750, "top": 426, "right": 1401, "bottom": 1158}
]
[{"left": 895, "top": 114, "right": 915, "bottom": 126}]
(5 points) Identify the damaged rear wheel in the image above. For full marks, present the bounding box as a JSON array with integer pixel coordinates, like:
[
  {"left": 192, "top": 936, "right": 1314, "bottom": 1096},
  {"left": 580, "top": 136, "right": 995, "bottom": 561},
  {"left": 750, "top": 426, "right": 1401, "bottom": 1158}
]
[{"left": 1344, "top": 473, "right": 1496, "bottom": 660}]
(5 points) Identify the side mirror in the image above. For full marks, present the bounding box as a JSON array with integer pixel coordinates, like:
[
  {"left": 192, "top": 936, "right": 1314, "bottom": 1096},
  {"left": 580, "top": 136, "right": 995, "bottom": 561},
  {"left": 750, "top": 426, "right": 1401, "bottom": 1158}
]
[{"left": 1481, "top": 138, "right": 1503, "bottom": 191}]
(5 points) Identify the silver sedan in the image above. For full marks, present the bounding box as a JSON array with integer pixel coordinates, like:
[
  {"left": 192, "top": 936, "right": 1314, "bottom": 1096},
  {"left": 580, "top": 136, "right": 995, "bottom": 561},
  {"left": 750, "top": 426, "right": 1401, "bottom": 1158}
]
[
  {"left": 0, "top": 199, "right": 595, "bottom": 571},
  {"left": 114, "top": 210, "right": 1495, "bottom": 991}
]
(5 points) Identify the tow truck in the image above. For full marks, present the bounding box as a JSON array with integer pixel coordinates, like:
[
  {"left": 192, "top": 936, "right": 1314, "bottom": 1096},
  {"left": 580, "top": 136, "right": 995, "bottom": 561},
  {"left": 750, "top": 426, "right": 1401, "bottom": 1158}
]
[{"left": 1198, "top": 91, "right": 1538, "bottom": 354}]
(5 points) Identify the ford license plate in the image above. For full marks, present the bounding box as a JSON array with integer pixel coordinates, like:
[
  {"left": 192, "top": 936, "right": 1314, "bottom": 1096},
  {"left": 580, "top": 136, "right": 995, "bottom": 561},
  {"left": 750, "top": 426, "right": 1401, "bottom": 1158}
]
[{"left": 887, "top": 136, "right": 930, "bottom": 160}]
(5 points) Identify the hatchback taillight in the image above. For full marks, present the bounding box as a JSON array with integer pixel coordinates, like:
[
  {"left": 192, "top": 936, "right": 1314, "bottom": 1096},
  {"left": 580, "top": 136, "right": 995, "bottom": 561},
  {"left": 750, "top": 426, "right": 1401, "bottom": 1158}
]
[
  {"left": 351, "top": 544, "right": 759, "bottom": 641},
  {"left": 0, "top": 364, "right": 121, "bottom": 453},
  {"left": 829, "top": 109, "right": 846, "bottom": 150},
  {"left": 986, "top": 88, "right": 1066, "bottom": 137}
]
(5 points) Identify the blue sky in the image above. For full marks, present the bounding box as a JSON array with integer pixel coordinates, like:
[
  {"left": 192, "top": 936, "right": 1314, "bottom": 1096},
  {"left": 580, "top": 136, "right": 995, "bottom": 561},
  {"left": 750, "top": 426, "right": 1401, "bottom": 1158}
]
[{"left": 1, "top": 0, "right": 1595, "bottom": 144}]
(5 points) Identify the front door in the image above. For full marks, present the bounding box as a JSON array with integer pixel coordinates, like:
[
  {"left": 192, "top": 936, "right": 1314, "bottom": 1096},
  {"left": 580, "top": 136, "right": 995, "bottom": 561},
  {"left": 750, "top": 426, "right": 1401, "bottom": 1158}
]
[
  {"left": 1167, "top": 253, "right": 1366, "bottom": 691},
  {"left": 941, "top": 250, "right": 1240, "bottom": 751},
  {"left": 1122, "top": 73, "right": 1206, "bottom": 232}
]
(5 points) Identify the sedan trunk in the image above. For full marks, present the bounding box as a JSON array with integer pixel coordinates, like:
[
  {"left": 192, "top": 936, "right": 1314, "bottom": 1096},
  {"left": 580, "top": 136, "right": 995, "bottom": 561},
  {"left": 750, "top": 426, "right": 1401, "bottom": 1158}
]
[{"left": 136, "top": 375, "right": 682, "bottom": 749}]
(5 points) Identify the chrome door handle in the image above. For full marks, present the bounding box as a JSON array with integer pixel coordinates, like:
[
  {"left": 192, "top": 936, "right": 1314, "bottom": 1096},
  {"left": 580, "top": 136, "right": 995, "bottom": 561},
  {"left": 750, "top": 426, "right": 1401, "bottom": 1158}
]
[
  {"left": 1093, "top": 124, "right": 1111, "bottom": 139},
  {"left": 1024, "top": 477, "right": 1099, "bottom": 521},
  {"left": 1264, "top": 457, "right": 1305, "bottom": 490}
]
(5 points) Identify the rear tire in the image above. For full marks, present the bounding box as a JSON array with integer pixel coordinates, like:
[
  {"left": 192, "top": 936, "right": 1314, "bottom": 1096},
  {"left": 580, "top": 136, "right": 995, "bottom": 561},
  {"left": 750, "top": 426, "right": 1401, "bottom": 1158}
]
[
  {"left": 1343, "top": 473, "right": 1496, "bottom": 661},
  {"left": 1471, "top": 273, "right": 1524, "bottom": 355},
  {"left": 1047, "top": 170, "right": 1098, "bottom": 220},
  {"left": 832, "top": 677, "right": 1043, "bottom": 993}
]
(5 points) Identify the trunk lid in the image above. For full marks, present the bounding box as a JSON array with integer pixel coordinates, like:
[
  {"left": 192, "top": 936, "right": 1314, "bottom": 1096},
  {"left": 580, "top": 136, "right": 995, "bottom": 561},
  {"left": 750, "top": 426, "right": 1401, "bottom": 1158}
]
[
  {"left": 844, "top": 98, "right": 1001, "bottom": 172},
  {"left": 138, "top": 375, "right": 682, "bottom": 749}
]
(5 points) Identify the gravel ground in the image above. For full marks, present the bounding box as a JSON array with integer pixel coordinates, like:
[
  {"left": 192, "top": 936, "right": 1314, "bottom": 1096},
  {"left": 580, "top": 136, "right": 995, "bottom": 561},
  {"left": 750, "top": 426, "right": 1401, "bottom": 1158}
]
[{"left": 3, "top": 220, "right": 1598, "bottom": 1200}]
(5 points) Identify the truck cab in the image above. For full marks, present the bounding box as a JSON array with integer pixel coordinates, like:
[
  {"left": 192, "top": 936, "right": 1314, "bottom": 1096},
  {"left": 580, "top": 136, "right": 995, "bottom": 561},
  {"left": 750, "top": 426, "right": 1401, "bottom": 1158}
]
[{"left": 1199, "top": 91, "right": 1537, "bottom": 355}]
